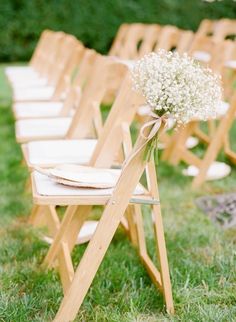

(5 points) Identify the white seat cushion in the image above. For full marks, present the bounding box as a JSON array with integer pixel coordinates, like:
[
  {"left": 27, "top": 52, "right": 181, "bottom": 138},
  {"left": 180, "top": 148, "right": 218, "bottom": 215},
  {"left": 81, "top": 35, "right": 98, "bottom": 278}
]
[
  {"left": 224, "top": 60, "right": 236, "bottom": 69},
  {"left": 11, "top": 77, "right": 48, "bottom": 89},
  {"left": 5, "top": 66, "right": 36, "bottom": 78},
  {"left": 14, "top": 101, "right": 64, "bottom": 119},
  {"left": 33, "top": 171, "right": 145, "bottom": 196},
  {"left": 13, "top": 86, "right": 55, "bottom": 101},
  {"left": 5, "top": 66, "right": 34, "bottom": 73},
  {"left": 16, "top": 117, "right": 72, "bottom": 141},
  {"left": 183, "top": 161, "right": 231, "bottom": 181},
  {"left": 137, "top": 105, "right": 151, "bottom": 116},
  {"left": 193, "top": 51, "right": 211, "bottom": 63},
  {"left": 27, "top": 139, "right": 97, "bottom": 165},
  {"left": 217, "top": 101, "right": 230, "bottom": 118}
]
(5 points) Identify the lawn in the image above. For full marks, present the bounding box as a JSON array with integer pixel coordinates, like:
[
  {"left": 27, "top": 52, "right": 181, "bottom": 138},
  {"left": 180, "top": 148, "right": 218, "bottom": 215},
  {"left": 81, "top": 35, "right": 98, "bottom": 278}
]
[{"left": 0, "top": 65, "right": 235, "bottom": 322}]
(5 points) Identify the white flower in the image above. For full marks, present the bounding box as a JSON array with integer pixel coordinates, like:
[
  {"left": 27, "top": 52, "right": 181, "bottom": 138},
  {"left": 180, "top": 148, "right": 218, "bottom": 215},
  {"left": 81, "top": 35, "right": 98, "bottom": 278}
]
[{"left": 131, "top": 50, "right": 222, "bottom": 125}]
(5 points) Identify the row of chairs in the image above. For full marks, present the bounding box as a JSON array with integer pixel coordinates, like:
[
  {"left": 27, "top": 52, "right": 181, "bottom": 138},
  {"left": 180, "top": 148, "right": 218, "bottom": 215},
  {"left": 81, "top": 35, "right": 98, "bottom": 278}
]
[
  {"left": 111, "top": 19, "right": 236, "bottom": 187},
  {"left": 5, "top": 19, "right": 236, "bottom": 321}
]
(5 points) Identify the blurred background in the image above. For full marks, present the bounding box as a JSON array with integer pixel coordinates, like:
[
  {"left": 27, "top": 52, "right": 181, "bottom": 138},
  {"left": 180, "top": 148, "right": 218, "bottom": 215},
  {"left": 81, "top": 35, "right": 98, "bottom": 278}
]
[{"left": 0, "top": 0, "right": 236, "bottom": 62}]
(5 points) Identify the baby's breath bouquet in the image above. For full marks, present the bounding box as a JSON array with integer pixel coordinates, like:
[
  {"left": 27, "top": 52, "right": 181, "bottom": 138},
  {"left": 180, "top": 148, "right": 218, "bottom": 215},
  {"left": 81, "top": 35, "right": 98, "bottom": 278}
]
[{"left": 131, "top": 50, "right": 222, "bottom": 160}]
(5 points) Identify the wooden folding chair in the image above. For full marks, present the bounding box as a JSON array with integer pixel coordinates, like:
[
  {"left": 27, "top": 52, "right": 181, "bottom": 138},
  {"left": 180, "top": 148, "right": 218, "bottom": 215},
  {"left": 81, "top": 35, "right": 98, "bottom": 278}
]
[
  {"left": 6, "top": 31, "right": 63, "bottom": 86},
  {"left": 14, "top": 48, "right": 100, "bottom": 143},
  {"left": 5, "top": 30, "right": 54, "bottom": 79},
  {"left": 12, "top": 43, "right": 87, "bottom": 120},
  {"left": 31, "top": 75, "right": 174, "bottom": 320},
  {"left": 20, "top": 55, "right": 128, "bottom": 176},
  {"left": 12, "top": 33, "right": 80, "bottom": 102}
]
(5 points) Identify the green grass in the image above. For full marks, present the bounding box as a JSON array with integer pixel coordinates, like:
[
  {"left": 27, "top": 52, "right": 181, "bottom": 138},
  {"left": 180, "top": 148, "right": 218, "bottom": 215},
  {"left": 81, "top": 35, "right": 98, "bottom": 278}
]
[{"left": 0, "top": 65, "right": 236, "bottom": 322}]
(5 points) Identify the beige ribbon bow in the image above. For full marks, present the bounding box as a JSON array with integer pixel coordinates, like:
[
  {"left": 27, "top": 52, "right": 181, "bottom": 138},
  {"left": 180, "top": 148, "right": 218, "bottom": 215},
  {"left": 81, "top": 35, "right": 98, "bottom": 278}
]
[
  {"left": 140, "top": 111, "right": 168, "bottom": 141},
  {"left": 123, "top": 111, "right": 169, "bottom": 168}
]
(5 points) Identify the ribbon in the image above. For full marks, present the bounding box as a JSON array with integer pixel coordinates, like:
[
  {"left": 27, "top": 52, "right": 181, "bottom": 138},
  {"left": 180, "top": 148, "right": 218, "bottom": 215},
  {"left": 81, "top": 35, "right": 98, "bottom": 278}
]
[
  {"left": 140, "top": 111, "right": 169, "bottom": 141},
  {"left": 123, "top": 111, "right": 169, "bottom": 168}
]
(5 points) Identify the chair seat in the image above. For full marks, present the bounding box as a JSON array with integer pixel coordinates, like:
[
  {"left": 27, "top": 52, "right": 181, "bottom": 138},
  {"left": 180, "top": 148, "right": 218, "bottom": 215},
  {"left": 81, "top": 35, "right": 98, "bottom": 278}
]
[
  {"left": 11, "top": 77, "right": 48, "bottom": 89},
  {"left": 13, "top": 86, "right": 55, "bottom": 102},
  {"left": 13, "top": 101, "right": 64, "bottom": 119},
  {"left": 5, "top": 65, "right": 34, "bottom": 73},
  {"left": 15, "top": 117, "right": 72, "bottom": 143},
  {"left": 32, "top": 171, "right": 150, "bottom": 205},
  {"left": 217, "top": 101, "right": 229, "bottom": 118},
  {"left": 224, "top": 60, "right": 236, "bottom": 69},
  {"left": 192, "top": 51, "right": 211, "bottom": 63},
  {"left": 24, "top": 139, "right": 98, "bottom": 167},
  {"left": 183, "top": 161, "right": 231, "bottom": 181},
  {"left": 5, "top": 66, "right": 36, "bottom": 77}
]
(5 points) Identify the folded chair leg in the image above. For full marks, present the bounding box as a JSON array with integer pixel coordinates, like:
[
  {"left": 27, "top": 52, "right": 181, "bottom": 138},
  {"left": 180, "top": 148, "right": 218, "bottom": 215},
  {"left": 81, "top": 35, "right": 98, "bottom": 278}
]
[
  {"left": 43, "top": 206, "right": 91, "bottom": 269},
  {"left": 146, "top": 161, "right": 174, "bottom": 313},
  {"left": 53, "top": 155, "right": 149, "bottom": 321},
  {"left": 28, "top": 205, "right": 60, "bottom": 236},
  {"left": 53, "top": 201, "right": 130, "bottom": 322},
  {"left": 164, "top": 123, "right": 195, "bottom": 165},
  {"left": 125, "top": 205, "right": 138, "bottom": 246},
  {"left": 224, "top": 133, "right": 236, "bottom": 164},
  {"left": 152, "top": 203, "right": 174, "bottom": 314}
]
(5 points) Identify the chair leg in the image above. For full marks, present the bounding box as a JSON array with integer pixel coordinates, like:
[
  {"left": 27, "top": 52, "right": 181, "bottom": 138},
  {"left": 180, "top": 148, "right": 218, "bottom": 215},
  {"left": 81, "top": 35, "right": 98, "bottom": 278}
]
[
  {"left": 133, "top": 203, "right": 174, "bottom": 314},
  {"left": 152, "top": 204, "right": 174, "bottom": 314},
  {"left": 28, "top": 205, "right": 60, "bottom": 236},
  {"left": 125, "top": 205, "right": 138, "bottom": 246},
  {"left": 53, "top": 200, "right": 130, "bottom": 322},
  {"left": 43, "top": 206, "right": 91, "bottom": 268}
]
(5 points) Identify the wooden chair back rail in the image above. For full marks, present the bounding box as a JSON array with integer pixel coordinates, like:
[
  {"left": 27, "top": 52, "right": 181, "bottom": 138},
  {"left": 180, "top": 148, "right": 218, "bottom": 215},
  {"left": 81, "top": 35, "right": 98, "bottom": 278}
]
[
  {"left": 39, "top": 32, "right": 66, "bottom": 79},
  {"left": 118, "top": 23, "right": 150, "bottom": 59},
  {"left": 30, "top": 30, "right": 53, "bottom": 69},
  {"left": 196, "top": 18, "right": 236, "bottom": 41},
  {"left": 55, "top": 48, "right": 98, "bottom": 117},
  {"left": 137, "top": 24, "right": 162, "bottom": 57},
  {"left": 53, "top": 42, "right": 86, "bottom": 102},
  {"left": 66, "top": 57, "right": 128, "bottom": 139},
  {"left": 32, "top": 30, "right": 56, "bottom": 72},
  {"left": 109, "top": 24, "right": 130, "bottom": 56},
  {"left": 48, "top": 35, "right": 78, "bottom": 87},
  {"left": 214, "top": 19, "right": 236, "bottom": 41}
]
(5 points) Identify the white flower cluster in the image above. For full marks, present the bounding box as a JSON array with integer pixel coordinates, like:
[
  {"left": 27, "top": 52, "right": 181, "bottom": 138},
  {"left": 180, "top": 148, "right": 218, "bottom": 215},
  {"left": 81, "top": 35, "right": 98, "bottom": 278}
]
[{"left": 131, "top": 50, "right": 222, "bottom": 124}]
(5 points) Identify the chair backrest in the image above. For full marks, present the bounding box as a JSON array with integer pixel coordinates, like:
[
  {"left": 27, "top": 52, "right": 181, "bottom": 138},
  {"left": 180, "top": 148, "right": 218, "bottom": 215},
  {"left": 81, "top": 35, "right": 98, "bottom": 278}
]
[
  {"left": 30, "top": 29, "right": 53, "bottom": 68},
  {"left": 136, "top": 24, "right": 162, "bottom": 57},
  {"left": 53, "top": 41, "right": 86, "bottom": 101},
  {"left": 196, "top": 19, "right": 217, "bottom": 37},
  {"left": 112, "top": 23, "right": 155, "bottom": 59},
  {"left": 66, "top": 55, "right": 128, "bottom": 139},
  {"left": 59, "top": 48, "right": 98, "bottom": 115},
  {"left": 214, "top": 19, "right": 236, "bottom": 41},
  {"left": 40, "top": 31, "right": 66, "bottom": 78},
  {"left": 48, "top": 34, "right": 78, "bottom": 86},
  {"left": 188, "top": 35, "right": 235, "bottom": 75},
  {"left": 89, "top": 73, "right": 144, "bottom": 167},
  {"left": 154, "top": 25, "right": 194, "bottom": 54},
  {"left": 197, "top": 18, "right": 236, "bottom": 41},
  {"left": 109, "top": 24, "right": 130, "bottom": 56}
]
